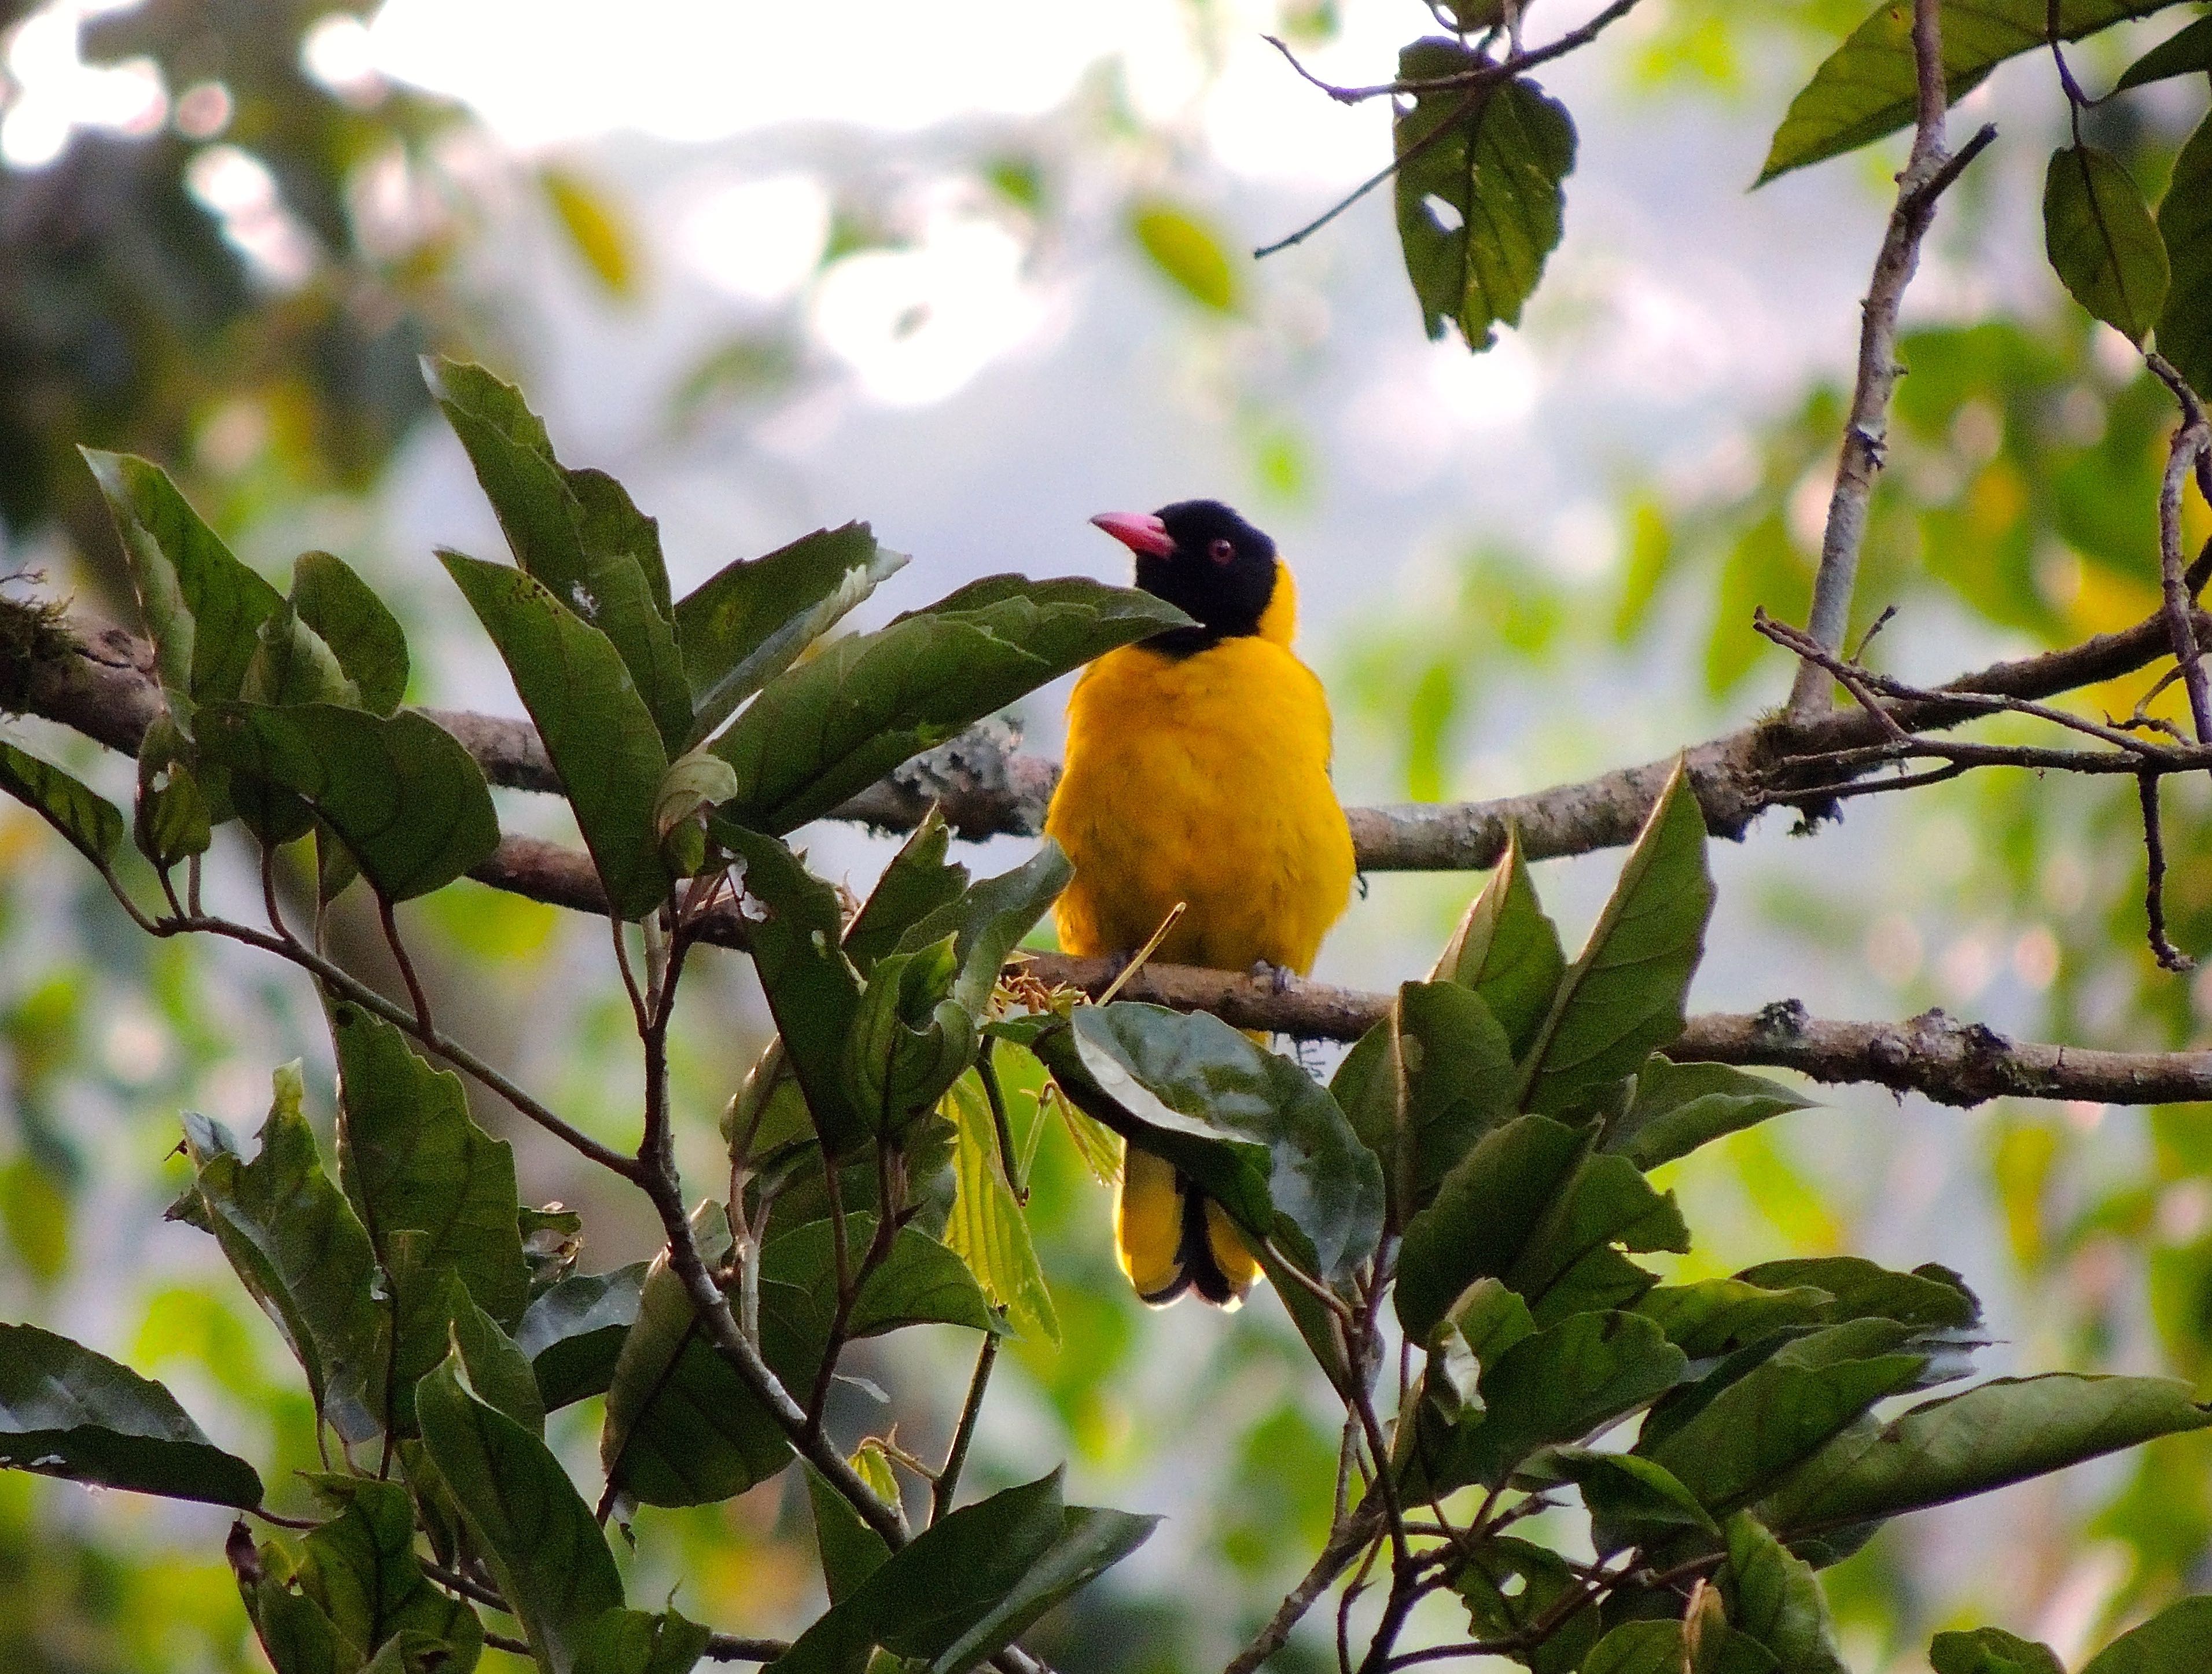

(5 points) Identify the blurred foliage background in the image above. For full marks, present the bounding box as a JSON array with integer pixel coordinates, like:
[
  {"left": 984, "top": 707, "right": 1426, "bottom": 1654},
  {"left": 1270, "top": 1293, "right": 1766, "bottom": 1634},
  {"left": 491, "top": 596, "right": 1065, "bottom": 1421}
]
[{"left": 2, "top": 1, "right": 2211, "bottom": 1671}]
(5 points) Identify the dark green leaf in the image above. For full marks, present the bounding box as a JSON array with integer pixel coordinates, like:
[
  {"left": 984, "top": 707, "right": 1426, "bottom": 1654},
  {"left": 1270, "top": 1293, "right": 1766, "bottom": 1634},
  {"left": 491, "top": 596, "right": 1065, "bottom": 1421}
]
[
  {"left": 2081, "top": 1599, "right": 2212, "bottom": 1673},
  {"left": 1518, "top": 759, "right": 1711, "bottom": 1116},
  {"left": 135, "top": 713, "right": 212, "bottom": 866},
  {"left": 1721, "top": 1510, "right": 1848, "bottom": 1674},
  {"left": 1760, "top": 1374, "right": 2212, "bottom": 1557},
  {"left": 1546, "top": 1449, "right": 1718, "bottom": 1557},
  {"left": 766, "top": 1215, "right": 996, "bottom": 1342},
  {"left": 842, "top": 810, "right": 969, "bottom": 974},
  {"left": 292, "top": 551, "right": 409, "bottom": 716},
  {"left": 1758, "top": 0, "right": 2179, "bottom": 185},
  {"left": 427, "top": 360, "right": 689, "bottom": 746},
  {"left": 516, "top": 1265, "right": 646, "bottom": 1411},
  {"left": 896, "top": 841, "right": 1072, "bottom": 1015},
  {"left": 723, "top": 827, "right": 867, "bottom": 1154},
  {"left": 1393, "top": 48, "right": 1576, "bottom": 351},
  {"left": 571, "top": 1609, "right": 712, "bottom": 1674},
  {"left": 242, "top": 1558, "right": 355, "bottom": 1674},
  {"left": 1429, "top": 1309, "right": 1687, "bottom": 1491},
  {"left": 1128, "top": 198, "right": 1240, "bottom": 312},
  {"left": 1635, "top": 1279, "right": 1838, "bottom": 1360},
  {"left": 441, "top": 550, "right": 672, "bottom": 918},
  {"left": 417, "top": 1351, "right": 625, "bottom": 1674},
  {"left": 1508, "top": 1153, "right": 1690, "bottom": 1326},
  {"left": 242, "top": 603, "right": 357, "bottom": 710},
  {"left": 1456, "top": 1536, "right": 1600, "bottom": 1674},
  {"left": 1355, "top": 983, "right": 1520, "bottom": 1227},
  {"left": 196, "top": 704, "right": 500, "bottom": 901},
  {"left": 2155, "top": 110, "right": 2212, "bottom": 400},
  {"left": 2044, "top": 145, "right": 2169, "bottom": 345},
  {"left": 175, "top": 1065, "right": 387, "bottom": 1444},
  {"left": 710, "top": 577, "right": 1187, "bottom": 835},
  {"left": 450, "top": 1289, "right": 545, "bottom": 1434},
  {"left": 2115, "top": 13, "right": 2212, "bottom": 89},
  {"left": 1735, "top": 1257, "right": 1981, "bottom": 1333},
  {"left": 1931, "top": 1628, "right": 2067, "bottom": 1674},
  {"left": 1432, "top": 827, "right": 1565, "bottom": 1059},
  {"left": 808, "top": 1463, "right": 893, "bottom": 1606},
  {"left": 841, "top": 937, "right": 977, "bottom": 1129},
  {"left": 1584, "top": 1618, "right": 1779, "bottom": 1674},
  {"left": 299, "top": 1474, "right": 483, "bottom": 1671},
  {"left": 330, "top": 999, "right": 529, "bottom": 1329},
  {"left": 1033, "top": 1003, "right": 1385, "bottom": 1288},
  {"left": 0, "top": 1321, "right": 263, "bottom": 1507},
  {"left": 675, "top": 522, "right": 908, "bottom": 745},
  {"left": 0, "top": 739, "right": 124, "bottom": 871},
  {"left": 1395, "top": 1114, "right": 1587, "bottom": 1343},
  {"left": 81, "top": 448, "right": 285, "bottom": 706},
  {"left": 1607, "top": 1059, "right": 1814, "bottom": 1172}
]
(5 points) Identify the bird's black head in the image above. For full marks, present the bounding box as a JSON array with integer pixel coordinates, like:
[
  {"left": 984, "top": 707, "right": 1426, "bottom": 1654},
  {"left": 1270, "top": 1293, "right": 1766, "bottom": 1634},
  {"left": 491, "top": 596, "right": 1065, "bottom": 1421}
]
[{"left": 1091, "top": 499, "right": 1279, "bottom": 650}]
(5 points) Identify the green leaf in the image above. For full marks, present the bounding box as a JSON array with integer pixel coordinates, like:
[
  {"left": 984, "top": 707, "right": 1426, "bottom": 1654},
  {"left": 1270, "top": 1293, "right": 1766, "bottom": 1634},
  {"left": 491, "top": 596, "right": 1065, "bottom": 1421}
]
[
  {"left": 675, "top": 523, "right": 908, "bottom": 746},
  {"left": 175, "top": 1065, "right": 387, "bottom": 1444},
  {"left": 1585, "top": 1618, "right": 1779, "bottom": 1674},
  {"left": 1518, "top": 759, "right": 1712, "bottom": 1116},
  {"left": 1546, "top": 1449, "right": 1718, "bottom": 1558},
  {"left": 2155, "top": 109, "right": 2212, "bottom": 400},
  {"left": 1395, "top": 1114, "right": 1587, "bottom": 1344},
  {"left": 1761, "top": 1375, "right": 2212, "bottom": 1550},
  {"left": 448, "top": 1289, "right": 545, "bottom": 1434},
  {"left": 2044, "top": 145, "right": 2169, "bottom": 345},
  {"left": 808, "top": 1462, "right": 893, "bottom": 1607},
  {"left": 767, "top": 1215, "right": 996, "bottom": 1341},
  {"left": 1456, "top": 1536, "right": 1600, "bottom": 1674},
  {"left": 1644, "top": 1320, "right": 1930, "bottom": 1513},
  {"left": 134, "top": 713, "right": 212, "bottom": 866},
  {"left": 1032, "top": 1002, "right": 1385, "bottom": 1288},
  {"left": 1635, "top": 1279, "right": 1839, "bottom": 1360},
  {"left": 0, "top": 1322, "right": 263, "bottom": 1507},
  {"left": 330, "top": 999, "right": 529, "bottom": 1329},
  {"left": 711, "top": 577, "right": 1188, "bottom": 836},
  {"left": 896, "top": 841, "right": 1072, "bottom": 1016},
  {"left": 418, "top": 1349, "right": 625, "bottom": 1674},
  {"left": 1606, "top": 1059, "right": 1815, "bottom": 1172},
  {"left": 722, "top": 827, "right": 867, "bottom": 1155},
  {"left": 292, "top": 551, "right": 409, "bottom": 716},
  {"left": 1735, "top": 1257, "right": 1981, "bottom": 1333},
  {"left": 842, "top": 811, "right": 969, "bottom": 974},
  {"left": 427, "top": 360, "right": 689, "bottom": 745},
  {"left": 241, "top": 604, "right": 358, "bottom": 710},
  {"left": 1433, "top": 827, "right": 1565, "bottom": 1059},
  {"left": 81, "top": 448, "right": 285, "bottom": 707},
  {"left": 841, "top": 937, "right": 977, "bottom": 1130},
  {"left": 2081, "top": 1600, "right": 2212, "bottom": 1674},
  {"left": 1354, "top": 982, "right": 1520, "bottom": 1227},
  {"left": 943, "top": 1073, "right": 1057, "bottom": 1342},
  {"left": 2115, "top": 12, "right": 2212, "bottom": 89},
  {"left": 516, "top": 1265, "right": 646, "bottom": 1411},
  {"left": 1720, "top": 1510, "right": 1848, "bottom": 1674},
  {"left": 299, "top": 1474, "right": 483, "bottom": 1672},
  {"left": 571, "top": 1610, "right": 711, "bottom": 1674},
  {"left": 0, "top": 739, "right": 124, "bottom": 872},
  {"left": 195, "top": 703, "right": 499, "bottom": 901},
  {"left": 1508, "top": 1153, "right": 1691, "bottom": 1326},
  {"left": 773, "top": 1469, "right": 1155, "bottom": 1674},
  {"left": 1930, "top": 1628, "right": 2066, "bottom": 1674},
  {"left": 1758, "top": 0, "right": 2180, "bottom": 185},
  {"left": 653, "top": 748, "right": 739, "bottom": 872},
  {"left": 1393, "top": 49, "right": 1576, "bottom": 351},
  {"left": 1128, "top": 198, "right": 1240, "bottom": 312},
  {"left": 242, "top": 1557, "right": 356, "bottom": 1674},
  {"left": 441, "top": 550, "right": 672, "bottom": 918},
  {"left": 1428, "top": 1309, "right": 1688, "bottom": 1491}
]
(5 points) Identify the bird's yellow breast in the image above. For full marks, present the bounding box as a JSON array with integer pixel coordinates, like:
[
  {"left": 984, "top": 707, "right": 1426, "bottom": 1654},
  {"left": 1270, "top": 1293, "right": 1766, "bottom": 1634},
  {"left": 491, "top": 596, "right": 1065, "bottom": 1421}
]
[{"left": 1044, "top": 626, "right": 1355, "bottom": 978}]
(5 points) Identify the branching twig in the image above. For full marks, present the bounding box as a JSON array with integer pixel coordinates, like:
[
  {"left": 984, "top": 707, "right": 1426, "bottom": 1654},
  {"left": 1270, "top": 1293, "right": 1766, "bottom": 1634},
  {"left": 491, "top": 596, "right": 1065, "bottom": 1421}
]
[{"left": 2138, "top": 773, "right": 2194, "bottom": 972}]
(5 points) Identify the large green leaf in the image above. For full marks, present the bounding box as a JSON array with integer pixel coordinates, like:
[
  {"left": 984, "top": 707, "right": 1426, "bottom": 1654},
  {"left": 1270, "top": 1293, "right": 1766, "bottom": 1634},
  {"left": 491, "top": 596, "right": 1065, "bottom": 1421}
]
[
  {"left": 1432, "top": 827, "right": 1565, "bottom": 1059},
  {"left": 516, "top": 1264, "right": 646, "bottom": 1410},
  {"left": 772, "top": 1469, "right": 1155, "bottom": 1674},
  {"left": 710, "top": 577, "right": 1188, "bottom": 835},
  {"left": 428, "top": 360, "right": 690, "bottom": 746},
  {"left": 764, "top": 1215, "right": 996, "bottom": 1343},
  {"left": 330, "top": 999, "right": 529, "bottom": 1328},
  {"left": 675, "top": 522, "right": 908, "bottom": 745},
  {"left": 841, "top": 811, "right": 970, "bottom": 974},
  {"left": 1518, "top": 760, "right": 1710, "bottom": 1116},
  {"left": 571, "top": 1609, "right": 712, "bottom": 1674},
  {"left": 2044, "top": 145, "right": 2169, "bottom": 345},
  {"left": 1395, "top": 1114, "right": 1587, "bottom": 1343},
  {"left": 1508, "top": 1153, "right": 1690, "bottom": 1326},
  {"left": 1606, "top": 1060, "right": 1814, "bottom": 1172},
  {"left": 1129, "top": 198, "right": 1241, "bottom": 312},
  {"left": 1583, "top": 1620, "right": 1778, "bottom": 1674},
  {"left": 807, "top": 1462, "right": 893, "bottom": 1606},
  {"left": 2155, "top": 110, "right": 2212, "bottom": 400},
  {"left": 416, "top": 1351, "right": 625, "bottom": 1674},
  {"left": 1735, "top": 1257, "right": 1981, "bottom": 1333},
  {"left": 174, "top": 1065, "right": 387, "bottom": 1444},
  {"left": 242, "top": 604, "right": 357, "bottom": 711},
  {"left": 1758, "top": 1, "right": 2181, "bottom": 185},
  {"left": 441, "top": 551, "right": 672, "bottom": 918},
  {"left": 895, "top": 841, "right": 1072, "bottom": 1016},
  {"left": 0, "top": 739, "right": 124, "bottom": 873},
  {"left": 292, "top": 551, "right": 410, "bottom": 716},
  {"left": 1635, "top": 1279, "right": 1839, "bottom": 1360},
  {"left": 1352, "top": 982, "right": 1519, "bottom": 1228},
  {"left": 82, "top": 448, "right": 285, "bottom": 708},
  {"left": 1545, "top": 1449, "right": 1718, "bottom": 1558},
  {"left": 2115, "top": 12, "right": 2212, "bottom": 89},
  {"left": 1456, "top": 1536, "right": 1601, "bottom": 1674},
  {"left": 1032, "top": 1003, "right": 1385, "bottom": 1288},
  {"left": 196, "top": 704, "right": 499, "bottom": 901},
  {"left": 2081, "top": 1599, "right": 2212, "bottom": 1673},
  {"left": 0, "top": 1322, "right": 263, "bottom": 1507},
  {"left": 1720, "top": 1510, "right": 1849, "bottom": 1674},
  {"left": 943, "top": 1073, "right": 1057, "bottom": 1342},
  {"left": 299, "top": 1474, "right": 483, "bottom": 1672},
  {"left": 1759, "top": 1374, "right": 2212, "bottom": 1550},
  {"left": 1393, "top": 46, "right": 1576, "bottom": 351},
  {"left": 1930, "top": 1628, "right": 2065, "bottom": 1674}
]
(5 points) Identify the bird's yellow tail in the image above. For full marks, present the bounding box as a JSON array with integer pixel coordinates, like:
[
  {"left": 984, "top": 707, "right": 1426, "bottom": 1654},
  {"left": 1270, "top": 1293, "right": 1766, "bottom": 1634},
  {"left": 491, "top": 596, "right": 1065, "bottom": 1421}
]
[{"left": 1114, "top": 1142, "right": 1261, "bottom": 1308}]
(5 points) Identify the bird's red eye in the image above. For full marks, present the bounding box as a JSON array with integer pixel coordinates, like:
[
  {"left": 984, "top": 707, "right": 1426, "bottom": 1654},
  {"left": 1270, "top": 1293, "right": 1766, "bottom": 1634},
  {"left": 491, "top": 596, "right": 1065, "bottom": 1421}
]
[{"left": 1208, "top": 538, "right": 1236, "bottom": 564}]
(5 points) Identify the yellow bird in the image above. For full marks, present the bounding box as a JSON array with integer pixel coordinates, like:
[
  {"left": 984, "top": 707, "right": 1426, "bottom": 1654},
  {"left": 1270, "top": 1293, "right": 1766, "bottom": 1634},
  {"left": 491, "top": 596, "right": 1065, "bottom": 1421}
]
[{"left": 1045, "top": 501, "right": 1356, "bottom": 1307}]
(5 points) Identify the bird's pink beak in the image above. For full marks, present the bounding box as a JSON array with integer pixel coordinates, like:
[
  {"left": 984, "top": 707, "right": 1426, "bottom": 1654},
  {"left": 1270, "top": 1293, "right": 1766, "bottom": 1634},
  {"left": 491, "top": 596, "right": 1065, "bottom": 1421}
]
[{"left": 1091, "top": 511, "right": 1175, "bottom": 557}]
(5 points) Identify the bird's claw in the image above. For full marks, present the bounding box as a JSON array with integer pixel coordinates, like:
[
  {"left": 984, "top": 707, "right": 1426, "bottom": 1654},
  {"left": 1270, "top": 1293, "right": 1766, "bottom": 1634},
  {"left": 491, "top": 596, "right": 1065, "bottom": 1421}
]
[{"left": 1249, "top": 959, "right": 1295, "bottom": 995}]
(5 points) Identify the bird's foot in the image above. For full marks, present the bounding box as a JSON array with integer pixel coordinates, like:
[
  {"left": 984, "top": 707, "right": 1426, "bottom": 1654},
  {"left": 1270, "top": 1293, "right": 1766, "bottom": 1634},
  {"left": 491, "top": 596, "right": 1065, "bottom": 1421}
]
[{"left": 1249, "top": 959, "right": 1295, "bottom": 995}]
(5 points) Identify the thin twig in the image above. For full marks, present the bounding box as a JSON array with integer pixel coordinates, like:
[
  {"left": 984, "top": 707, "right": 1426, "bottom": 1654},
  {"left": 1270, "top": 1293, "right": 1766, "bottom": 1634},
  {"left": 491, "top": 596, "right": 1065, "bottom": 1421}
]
[
  {"left": 1096, "top": 901, "right": 1186, "bottom": 1005},
  {"left": 932, "top": 1334, "right": 999, "bottom": 1525},
  {"left": 1226, "top": 1503, "right": 1387, "bottom": 1674},
  {"left": 377, "top": 893, "right": 435, "bottom": 1038},
  {"left": 1257, "top": 0, "right": 1642, "bottom": 106},
  {"left": 2138, "top": 773, "right": 2195, "bottom": 972}
]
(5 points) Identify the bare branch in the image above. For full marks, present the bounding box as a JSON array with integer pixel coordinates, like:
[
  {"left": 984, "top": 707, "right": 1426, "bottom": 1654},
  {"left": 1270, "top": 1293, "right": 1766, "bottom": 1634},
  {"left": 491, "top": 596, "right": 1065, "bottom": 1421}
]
[{"left": 1228, "top": 1504, "right": 1389, "bottom": 1674}]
